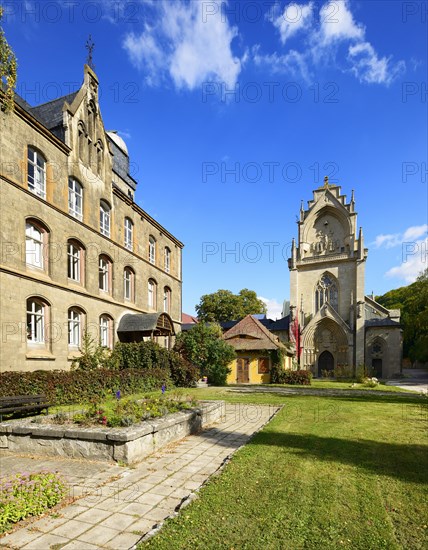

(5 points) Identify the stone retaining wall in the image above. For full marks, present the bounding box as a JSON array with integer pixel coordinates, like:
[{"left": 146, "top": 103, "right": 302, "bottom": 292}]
[{"left": 0, "top": 401, "right": 225, "bottom": 465}]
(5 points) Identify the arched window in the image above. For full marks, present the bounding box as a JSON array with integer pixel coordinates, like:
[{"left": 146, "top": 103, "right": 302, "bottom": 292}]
[
  {"left": 27, "top": 147, "right": 46, "bottom": 199},
  {"left": 124, "top": 267, "right": 135, "bottom": 301},
  {"left": 164, "top": 247, "right": 171, "bottom": 273},
  {"left": 148, "top": 236, "right": 156, "bottom": 264},
  {"left": 99, "top": 314, "right": 113, "bottom": 349},
  {"left": 88, "top": 100, "right": 96, "bottom": 138},
  {"left": 25, "top": 219, "right": 48, "bottom": 269},
  {"left": 78, "top": 121, "right": 86, "bottom": 160},
  {"left": 315, "top": 273, "right": 339, "bottom": 312},
  {"left": 99, "top": 255, "right": 112, "bottom": 293},
  {"left": 68, "top": 307, "right": 84, "bottom": 347},
  {"left": 27, "top": 297, "right": 49, "bottom": 345},
  {"left": 67, "top": 239, "right": 84, "bottom": 283},
  {"left": 163, "top": 287, "right": 171, "bottom": 314},
  {"left": 68, "top": 178, "right": 83, "bottom": 220},
  {"left": 96, "top": 140, "right": 103, "bottom": 175},
  {"left": 124, "top": 218, "right": 133, "bottom": 250},
  {"left": 100, "top": 200, "right": 111, "bottom": 237},
  {"left": 148, "top": 278, "right": 157, "bottom": 309}
]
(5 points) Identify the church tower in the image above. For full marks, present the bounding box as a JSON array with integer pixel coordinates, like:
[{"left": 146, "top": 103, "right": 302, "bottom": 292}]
[{"left": 288, "top": 178, "right": 367, "bottom": 375}]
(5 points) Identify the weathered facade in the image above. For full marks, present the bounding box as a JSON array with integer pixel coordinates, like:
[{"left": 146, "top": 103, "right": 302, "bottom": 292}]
[
  {"left": 288, "top": 179, "right": 402, "bottom": 378},
  {"left": 0, "top": 65, "right": 183, "bottom": 372}
]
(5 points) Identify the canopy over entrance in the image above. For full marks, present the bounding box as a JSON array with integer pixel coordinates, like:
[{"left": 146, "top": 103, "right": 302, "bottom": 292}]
[{"left": 117, "top": 312, "right": 175, "bottom": 343}]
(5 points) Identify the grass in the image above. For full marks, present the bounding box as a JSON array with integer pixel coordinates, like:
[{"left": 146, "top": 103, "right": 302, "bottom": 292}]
[{"left": 140, "top": 387, "right": 428, "bottom": 550}]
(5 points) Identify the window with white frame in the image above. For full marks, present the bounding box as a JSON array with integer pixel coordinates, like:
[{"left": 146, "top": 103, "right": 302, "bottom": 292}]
[
  {"left": 124, "top": 218, "right": 133, "bottom": 250},
  {"left": 100, "top": 201, "right": 111, "bottom": 237},
  {"left": 68, "top": 308, "right": 83, "bottom": 347},
  {"left": 67, "top": 240, "right": 83, "bottom": 283},
  {"left": 99, "top": 315, "right": 113, "bottom": 348},
  {"left": 25, "top": 220, "right": 46, "bottom": 269},
  {"left": 27, "top": 147, "right": 46, "bottom": 199},
  {"left": 26, "top": 298, "right": 46, "bottom": 344},
  {"left": 148, "top": 279, "right": 157, "bottom": 309},
  {"left": 68, "top": 178, "right": 83, "bottom": 220},
  {"left": 164, "top": 247, "right": 171, "bottom": 273},
  {"left": 163, "top": 287, "right": 171, "bottom": 314},
  {"left": 149, "top": 236, "right": 156, "bottom": 264},
  {"left": 124, "top": 267, "right": 134, "bottom": 301},
  {"left": 99, "top": 255, "right": 111, "bottom": 292}
]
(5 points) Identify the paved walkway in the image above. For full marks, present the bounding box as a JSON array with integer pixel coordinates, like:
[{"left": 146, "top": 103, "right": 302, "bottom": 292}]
[{"left": 0, "top": 403, "right": 279, "bottom": 550}]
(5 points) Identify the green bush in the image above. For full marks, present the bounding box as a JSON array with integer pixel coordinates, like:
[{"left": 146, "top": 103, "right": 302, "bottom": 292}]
[
  {"left": 0, "top": 472, "right": 68, "bottom": 533},
  {"left": 271, "top": 368, "right": 312, "bottom": 385},
  {"left": 0, "top": 368, "right": 171, "bottom": 406},
  {"left": 333, "top": 364, "right": 354, "bottom": 380}
]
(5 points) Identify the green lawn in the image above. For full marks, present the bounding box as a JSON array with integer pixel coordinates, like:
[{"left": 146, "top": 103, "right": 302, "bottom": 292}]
[{"left": 140, "top": 387, "right": 428, "bottom": 550}]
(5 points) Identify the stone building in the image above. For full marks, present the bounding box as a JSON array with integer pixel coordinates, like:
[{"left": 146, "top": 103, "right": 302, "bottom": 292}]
[
  {"left": 0, "top": 65, "right": 183, "bottom": 372},
  {"left": 288, "top": 178, "right": 402, "bottom": 378}
]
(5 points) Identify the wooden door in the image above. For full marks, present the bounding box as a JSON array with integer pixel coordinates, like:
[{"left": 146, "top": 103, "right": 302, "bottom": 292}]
[
  {"left": 318, "top": 351, "right": 334, "bottom": 377},
  {"left": 237, "top": 358, "right": 250, "bottom": 383}
]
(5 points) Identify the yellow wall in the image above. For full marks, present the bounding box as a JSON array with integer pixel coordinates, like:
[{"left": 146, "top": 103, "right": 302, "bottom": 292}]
[{"left": 227, "top": 352, "right": 271, "bottom": 384}]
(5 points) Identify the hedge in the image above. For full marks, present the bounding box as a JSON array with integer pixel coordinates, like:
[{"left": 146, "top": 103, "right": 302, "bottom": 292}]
[
  {"left": 0, "top": 368, "right": 172, "bottom": 406},
  {"left": 271, "top": 368, "right": 312, "bottom": 385}
]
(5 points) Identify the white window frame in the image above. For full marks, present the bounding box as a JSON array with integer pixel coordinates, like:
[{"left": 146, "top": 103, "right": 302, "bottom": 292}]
[
  {"left": 68, "top": 178, "right": 83, "bottom": 220},
  {"left": 99, "top": 315, "right": 112, "bottom": 348},
  {"left": 163, "top": 287, "right": 171, "bottom": 314},
  {"left": 99, "top": 256, "right": 110, "bottom": 292},
  {"left": 124, "top": 218, "right": 133, "bottom": 250},
  {"left": 27, "top": 299, "right": 45, "bottom": 344},
  {"left": 68, "top": 309, "right": 82, "bottom": 347},
  {"left": 124, "top": 268, "right": 133, "bottom": 301},
  {"left": 100, "top": 201, "right": 111, "bottom": 237},
  {"left": 148, "top": 279, "right": 156, "bottom": 309},
  {"left": 27, "top": 147, "right": 46, "bottom": 199},
  {"left": 25, "top": 222, "right": 44, "bottom": 269},
  {"left": 67, "top": 242, "right": 81, "bottom": 282},
  {"left": 164, "top": 247, "right": 171, "bottom": 273},
  {"left": 149, "top": 236, "right": 156, "bottom": 264}
]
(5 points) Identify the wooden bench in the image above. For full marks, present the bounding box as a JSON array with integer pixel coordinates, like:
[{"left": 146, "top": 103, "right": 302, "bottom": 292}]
[{"left": 0, "top": 395, "right": 50, "bottom": 421}]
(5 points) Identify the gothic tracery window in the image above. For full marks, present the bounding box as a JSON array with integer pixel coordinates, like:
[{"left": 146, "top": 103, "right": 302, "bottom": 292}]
[{"left": 315, "top": 274, "right": 338, "bottom": 312}]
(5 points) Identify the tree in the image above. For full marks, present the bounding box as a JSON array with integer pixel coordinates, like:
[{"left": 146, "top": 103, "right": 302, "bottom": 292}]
[
  {"left": 376, "top": 268, "right": 428, "bottom": 362},
  {"left": 174, "top": 323, "right": 236, "bottom": 385},
  {"left": 0, "top": 6, "right": 17, "bottom": 113},
  {"left": 196, "top": 288, "right": 267, "bottom": 323}
]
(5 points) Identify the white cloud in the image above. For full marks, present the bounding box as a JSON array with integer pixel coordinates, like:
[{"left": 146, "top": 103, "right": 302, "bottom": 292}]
[
  {"left": 386, "top": 237, "right": 428, "bottom": 283},
  {"left": 259, "top": 297, "right": 284, "bottom": 320},
  {"left": 348, "top": 42, "right": 405, "bottom": 85},
  {"left": 373, "top": 225, "right": 428, "bottom": 249},
  {"left": 122, "top": 1, "right": 242, "bottom": 90},
  {"left": 263, "top": 0, "right": 405, "bottom": 86},
  {"left": 273, "top": 2, "right": 314, "bottom": 45}
]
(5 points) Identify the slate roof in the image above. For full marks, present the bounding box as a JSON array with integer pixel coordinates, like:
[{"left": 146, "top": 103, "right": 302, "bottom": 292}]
[
  {"left": 117, "top": 312, "right": 174, "bottom": 334},
  {"left": 107, "top": 134, "right": 137, "bottom": 190},
  {"left": 29, "top": 92, "right": 78, "bottom": 131},
  {"left": 365, "top": 319, "right": 401, "bottom": 328}
]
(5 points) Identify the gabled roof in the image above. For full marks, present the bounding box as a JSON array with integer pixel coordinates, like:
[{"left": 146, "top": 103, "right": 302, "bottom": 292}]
[
  {"left": 223, "top": 314, "right": 285, "bottom": 351},
  {"left": 29, "top": 92, "right": 78, "bottom": 130}
]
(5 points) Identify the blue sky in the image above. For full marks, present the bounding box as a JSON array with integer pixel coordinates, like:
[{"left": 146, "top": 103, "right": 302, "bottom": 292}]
[{"left": 4, "top": 0, "right": 427, "bottom": 318}]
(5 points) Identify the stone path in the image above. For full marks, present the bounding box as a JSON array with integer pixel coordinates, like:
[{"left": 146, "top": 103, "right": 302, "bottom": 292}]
[{"left": 0, "top": 403, "right": 279, "bottom": 550}]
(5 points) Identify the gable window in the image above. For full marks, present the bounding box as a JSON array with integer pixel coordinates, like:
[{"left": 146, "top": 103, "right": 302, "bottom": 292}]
[
  {"left": 315, "top": 273, "right": 339, "bottom": 313},
  {"left": 164, "top": 247, "right": 171, "bottom": 273},
  {"left": 99, "top": 315, "right": 113, "bottom": 348},
  {"left": 68, "top": 178, "right": 83, "bottom": 220},
  {"left": 25, "top": 220, "right": 48, "bottom": 269},
  {"left": 124, "top": 218, "right": 133, "bottom": 250},
  {"left": 124, "top": 267, "right": 134, "bottom": 301},
  {"left": 99, "top": 255, "right": 112, "bottom": 293},
  {"left": 27, "top": 298, "right": 48, "bottom": 344},
  {"left": 68, "top": 308, "right": 83, "bottom": 347},
  {"left": 163, "top": 287, "right": 171, "bottom": 314},
  {"left": 27, "top": 147, "right": 46, "bottom": 199},
  {"left": 148, "top": 278, "right": 157, "bottom": 309},
  {"left": 149, "top": 236, "right": 156, "bottom": 264},
  {"left": 67, "top": 240, "right": 84, "bottom": 283},
  {"left": 100, "top": 201, "right": 111, "bottom": 237}
]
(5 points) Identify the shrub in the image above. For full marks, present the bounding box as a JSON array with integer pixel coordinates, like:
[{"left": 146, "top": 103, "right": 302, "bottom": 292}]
[
  {"left": 0, "top": 368, "right": 171, "bottom": 406},
  {"left": 333, "top": 364, "right": 354, "bottom": 380},
  {"left": 271, "top": 368, "right": 312, "bottom": 385},
  {"left": 356, "top": 364, "right": 374, "bottom": 383},
  {"left": 362, "top": 377, "right": 379, "bottom": 388},
  {"left": 168, "top": 351, "right": 200, "bottom": 387},
  {"left": 321, "top": 369, "right": 334, "bottom": 378},
  {"left": 0, "top": 472, "right": 68, "bottom": 533}
]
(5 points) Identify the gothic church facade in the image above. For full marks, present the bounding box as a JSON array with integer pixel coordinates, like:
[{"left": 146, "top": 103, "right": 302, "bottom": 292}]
[{"left": 288, "top": 180, "right": 402, "bottom": 378}]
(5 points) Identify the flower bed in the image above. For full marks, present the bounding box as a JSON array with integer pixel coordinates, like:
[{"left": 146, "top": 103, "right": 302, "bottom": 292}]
[{"left": 0, "top": 401, "right": 224, "bottom": 465}]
